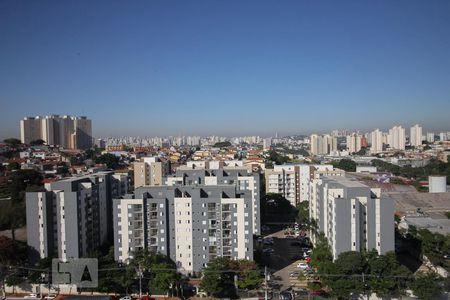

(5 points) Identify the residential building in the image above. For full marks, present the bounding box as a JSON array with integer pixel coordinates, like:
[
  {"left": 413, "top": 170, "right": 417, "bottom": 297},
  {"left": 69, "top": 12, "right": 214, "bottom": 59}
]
[
  {"left": 114, "top": 182, "right": 256, "bottom": 274},
  {"left": 265, "top": 164, "right": 336, "bottom": 206},
  {"left": 310, "top": 134, "right": 337, "bottom": 155},
  {"left": 133, "top": 157, "right": 170, "bottom": 188},
  {"left": 387, "top": 126, "right": 405, "bottom": 150},
  {"left": 370, "top": 129, "right": 383, "bottom": 154},
  {"left": 410, "top": 124, "right": 422, "bottom": 147},
  {"left": 26, "top": 172, "right": 128, "bottom": 262},
  {"left": 346, "top": 133, "right": 362, "bottom": 153},
  {"left": 263, "top": 138, "right": 272, "bottom": 150},
  {"left": 427, "top": 132, "right": 435, "bottom": 143},
  {"left": 310, "top": 176, "right": 394, "bottom": 259},
  {"left": 170, "top": 161, "right": 260, "bottom": 235},
  {"left": 20, "top": 115, "right": 92, "bottom": 150}
]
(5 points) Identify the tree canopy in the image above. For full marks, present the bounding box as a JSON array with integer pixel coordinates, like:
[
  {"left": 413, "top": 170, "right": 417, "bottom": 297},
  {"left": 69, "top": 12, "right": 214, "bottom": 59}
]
[
  {"left": 3, "top": 138, "right": 21, "bottom": 148},
  {"left": 332, "top": 159, "right": 356, "bottom": 172}
]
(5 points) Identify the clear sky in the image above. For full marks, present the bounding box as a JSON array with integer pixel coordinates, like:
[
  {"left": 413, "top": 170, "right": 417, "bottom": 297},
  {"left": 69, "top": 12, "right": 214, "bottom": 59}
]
[{"left": 1, "top": 0, "right": 450, "bottom": 138}]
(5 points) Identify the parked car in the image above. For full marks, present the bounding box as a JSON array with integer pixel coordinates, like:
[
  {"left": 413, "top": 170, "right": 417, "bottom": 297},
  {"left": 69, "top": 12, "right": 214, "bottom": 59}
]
[
  {"left": 280, "top": 291, "right": 293, "bottom": 300},
  {"left": 297, "top": 262, "right": 309, "bottom": 269},
  {"left": 119, "top": 296, "right": 132, "bottom": 300},
  {"left": 44, "top": 294, "right": 57, "bottom": 300},
  {"left": 293, "top": 288, "right": 308, "bottom": 297},
  {"left": 311, "top": 289, "right": 328, "bottom": 297},
  {"left": 24, "top": 294, "right": 42, "bottom": 299},
  {"left": 289, "top": 271, "right": 300, "bottom": 277},
  {"left": 263, "top": 248, "right": 275, "bottom": 254},
  {"left": 263, "top": 239, "right": 274, "bottom": 245}
]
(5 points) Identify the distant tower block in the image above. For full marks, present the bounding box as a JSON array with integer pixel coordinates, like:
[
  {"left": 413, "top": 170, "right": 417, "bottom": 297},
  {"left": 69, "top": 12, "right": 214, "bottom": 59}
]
[{"left": 428, "top": 176, "right": 447, "bottom": 193}]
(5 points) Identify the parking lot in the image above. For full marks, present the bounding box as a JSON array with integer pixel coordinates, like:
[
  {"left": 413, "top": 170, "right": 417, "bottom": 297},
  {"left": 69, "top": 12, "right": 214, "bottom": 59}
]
[{"left": 257, "top": 227, "right": 313, "bottom": 292}]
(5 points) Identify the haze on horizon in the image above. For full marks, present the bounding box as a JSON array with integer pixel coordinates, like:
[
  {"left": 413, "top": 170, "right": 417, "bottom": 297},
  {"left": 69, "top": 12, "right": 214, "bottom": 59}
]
[{"left": 1, "top": 0, "right": 450, "bottom": 139}]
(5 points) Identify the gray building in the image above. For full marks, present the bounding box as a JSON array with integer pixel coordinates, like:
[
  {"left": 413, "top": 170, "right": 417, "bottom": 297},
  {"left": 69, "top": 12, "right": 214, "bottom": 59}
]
[
  {"left": 310, "top": 176, "right": 394, "bottom": 259},
  {"left": 168, "top": 163, "right": 260, "bottom": 235},
  {"left": 114, "top": 166, "right": 260, "bottom": 275},
  {"left": 26, "top": 172, "right": 127, "bottom": 262}
]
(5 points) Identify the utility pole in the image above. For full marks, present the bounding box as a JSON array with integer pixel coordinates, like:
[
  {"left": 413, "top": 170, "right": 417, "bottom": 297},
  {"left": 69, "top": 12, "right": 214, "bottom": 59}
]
[
  {"left": 136, "top": 264, "right": 143, "bottom": 299},
  {"left": 264, "top": 266, "right": 268, "bottom": 300}
]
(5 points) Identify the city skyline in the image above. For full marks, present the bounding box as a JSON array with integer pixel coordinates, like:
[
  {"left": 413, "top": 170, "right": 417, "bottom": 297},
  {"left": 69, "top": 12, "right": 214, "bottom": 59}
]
[{"left": 2, "top": 0, "right": 450, "bottom": 138}]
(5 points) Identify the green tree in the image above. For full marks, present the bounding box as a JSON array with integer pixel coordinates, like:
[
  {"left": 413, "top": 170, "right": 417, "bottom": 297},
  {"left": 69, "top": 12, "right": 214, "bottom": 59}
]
[
  {"left": 3, "top": 138, "right": 21, "bottom": 148},
  {"left": 366, "top": 251, "right": 412, "bottom": 297},
  {"left": 30, "top": 139, "right": 46, "bottom": 146},
  {"left": 261, "top": 193, "right": 297, "bottom": 223},
  {"left": 324, "top": 251, "right": 366, "bottom": 298},
  {"left": 309, "top": 233, "right": 332, "bottom": 272},
  {"left": 7, "top": 162, "right": 21, "bottom": 171},
  {"left": 150, "top": 263, "right": 180, "bottom": 293},
  {"left": 200, "top": 257, "right": 232, "bottom": 296},
  {"left": 296, "top": 201, "right": 309, "bottom": 224},
  {"left": 229, "top": 259, "right": 262, "bottom": 289},
  {"left": 410, "top": 272, "right": 443, "bottom": 300},
  {"left": 95, "top": 153, "right": 120, "bottom": 169},
  {"left": 5, "top": 274, "right": 24, "bottom": 294},
  {"left": 267, "top": 150, "right": 289, "bottom": 165},
  {"left": 332, "top": 159, "right": 357, "bottom": 172},
  {"left": 213, "top": 141, "right": 232, "bottom": 148}
]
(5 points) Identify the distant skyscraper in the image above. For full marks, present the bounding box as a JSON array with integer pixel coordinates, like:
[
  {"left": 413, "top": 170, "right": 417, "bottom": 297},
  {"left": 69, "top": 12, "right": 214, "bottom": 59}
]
[
  {"left": 387, "top": 126, "right": 405, "bottom": 150},
  {"left": 263, "top": 137, "right": 272, "bottom": 150},
  {"left": 310, "top": 134, "right": 336, "bottom": 155},
  {"left": 410, "top": 124, "right": 423, "bottom": 147},
  {"left": 440, "top": 132, "right": 448, "bottom": 142},
  {"left": 20, "top": 115, "right": 92, "bottom": 150},
  {"left": 346, "top": 133, "right": 362, "bottom": 153},
  {"left": 426, "top": 132, "right": 435, "bottom": 143},
  {"left": 370, "top": 129, "right": 383, "bottom": 154}
]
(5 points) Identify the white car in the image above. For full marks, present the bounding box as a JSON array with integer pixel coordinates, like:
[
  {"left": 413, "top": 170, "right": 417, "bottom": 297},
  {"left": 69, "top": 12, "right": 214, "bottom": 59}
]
[
  {"left": 119, "top": 296, "right": 132, "bottom": 300},
  {"left": 297, "top": 262, "right": 309, "bottom": 269},
  {"left": 44, "top": 294, "right": 57, "bottom": 300},
  {"left": 24, "top": 294, "right": 41, "bottom": 299}
]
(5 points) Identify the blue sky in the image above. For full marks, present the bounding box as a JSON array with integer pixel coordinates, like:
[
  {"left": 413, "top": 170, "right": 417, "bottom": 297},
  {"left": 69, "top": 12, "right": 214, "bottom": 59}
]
[{"left": 1, "top": 0, "right": 450, "bottom": 138}]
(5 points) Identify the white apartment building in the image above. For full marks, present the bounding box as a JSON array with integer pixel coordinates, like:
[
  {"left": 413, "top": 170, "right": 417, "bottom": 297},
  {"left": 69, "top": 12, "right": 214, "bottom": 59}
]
[
  {"left": 265, "top": 164, "right": 336, "bottom": 206},
  {"left": 310, "top": 176, "right": 394, "bottom": 259},
  {"left": 310, "top": 134, "right": 337, "bottom": 155},
  {"left": 114, "top": 170, "right": 258, "bottom": 275},
  {"left": 346, "top": 133, "right": 362, "bottom": 153},
  {"left": 263, "top": 138, "right": 272, "bottom": 150},
  {"left": 20, "top": 115, "right": 92, "bottom": 150},
  {"left": 410, "top": 124, "right": 423, "bottom": 147},
  {"left": 426, "top": 132, "right": 435, "bottom": 143},
  {"left": 387, "top": 126, "right": 405, "bottom": 150},
  {"left": 370, "top": 129, "right": 383, "bottom": 154},
  {"left": 26, "top": 172, "right": 127, "bottom": 262}
]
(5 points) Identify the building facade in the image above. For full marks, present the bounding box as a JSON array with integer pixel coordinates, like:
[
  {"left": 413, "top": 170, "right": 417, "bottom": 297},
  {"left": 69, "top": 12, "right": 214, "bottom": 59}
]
[
  {"left": 26, "top": 172, "right": 127, "bottom": 262},
  {"left": 370, "top": 129, "right": 383, "bottom": 154},
  {"left": 310, "top": 176, "right": 394, "bottom": 259},
  {"left": 133, "top": 157, "right": 170, "bottom": 188},
  {"left": 20, "top": 115, "right": 92, "bottom": 150},
  {"left": 410, "top": 124, "right": 423, "bottom": 147},
  {"left": 265, "top": 164, "right": 336, "bottom": 206},
  {"left": 114, "top": 184, "right": 256, "bottom": 274},
  {"left": 387, "top": 126, "right": 405, "bottom": 150},
  {"left": 346, "top": 133, "right": 362, "bottom": 153}
]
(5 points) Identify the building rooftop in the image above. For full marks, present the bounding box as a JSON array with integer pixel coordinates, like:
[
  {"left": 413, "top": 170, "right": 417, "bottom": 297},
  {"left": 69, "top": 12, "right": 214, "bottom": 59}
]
[
  {"left": 388, "top": 191, "right": 450, "bottom": 215},
  {"left": 403, "top": 216, "right": 450, "bottom": 235}
]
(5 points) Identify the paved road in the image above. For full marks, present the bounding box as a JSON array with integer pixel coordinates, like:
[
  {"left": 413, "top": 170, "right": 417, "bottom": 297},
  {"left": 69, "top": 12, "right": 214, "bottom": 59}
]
[{"left": 258, "top": 230, "right": 311, "bottom": 291}]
